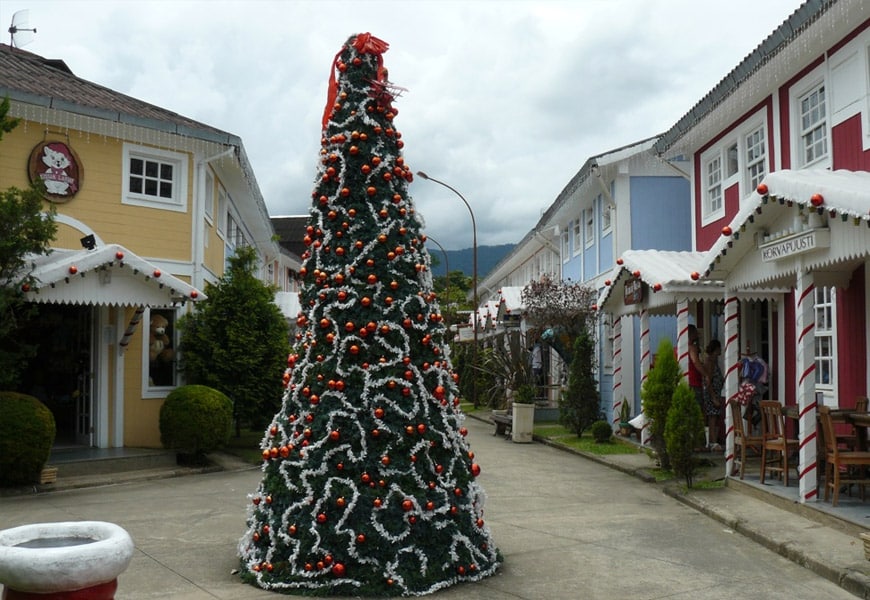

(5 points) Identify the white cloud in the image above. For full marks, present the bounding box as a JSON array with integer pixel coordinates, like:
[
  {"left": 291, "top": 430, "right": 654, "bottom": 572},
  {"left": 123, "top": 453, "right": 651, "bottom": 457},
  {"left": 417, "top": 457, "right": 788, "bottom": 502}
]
[{"left": 2, "top": 0, "right": 803, "bottom": 249}]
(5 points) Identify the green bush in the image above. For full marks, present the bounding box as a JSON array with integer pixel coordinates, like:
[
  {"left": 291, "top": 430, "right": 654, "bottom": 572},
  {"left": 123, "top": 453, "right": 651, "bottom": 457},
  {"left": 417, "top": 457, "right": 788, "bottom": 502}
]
[
  {"left": 641, "top": 338, "right": 681, "bottom": 470},
  {"left": 590, "top": 420, "right": 613, "bottom": 443},
  {"left": 159, "top": 385, "right": 233, "bottom": 463},
  {"left": 0, "top": 391, "right": 56, "bottom": 485},
  {"left": 664, "top": 381, "right": 705, "bottom": 487},
  {"left": 559, "top": 332, "right": 600, "bottom": 436}
]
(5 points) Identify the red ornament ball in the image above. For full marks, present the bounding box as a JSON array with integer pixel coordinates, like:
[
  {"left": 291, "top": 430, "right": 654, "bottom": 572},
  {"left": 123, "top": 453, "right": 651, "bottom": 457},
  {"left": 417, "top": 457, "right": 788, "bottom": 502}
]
[
  {"left": 810, "top": 193, "right": 824, "bottom": 207},
  {"left": 721, "top": 226, "right": 733, "bottom": 236},
  {"left": 332, "top": 563, "right": 346, "bottom": 577},
  {"left": 756, "top": 183, "right": 768, "bottom": 195}
]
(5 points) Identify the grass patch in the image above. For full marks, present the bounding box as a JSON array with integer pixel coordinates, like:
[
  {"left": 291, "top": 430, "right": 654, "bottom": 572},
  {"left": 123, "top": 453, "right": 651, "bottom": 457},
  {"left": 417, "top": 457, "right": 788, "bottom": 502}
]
[
  {"left": 534, "top": 422, "right": 639, "bottom": 456},
  {"left": 222, "top": 428, "right": 266, "bottom": 465}
]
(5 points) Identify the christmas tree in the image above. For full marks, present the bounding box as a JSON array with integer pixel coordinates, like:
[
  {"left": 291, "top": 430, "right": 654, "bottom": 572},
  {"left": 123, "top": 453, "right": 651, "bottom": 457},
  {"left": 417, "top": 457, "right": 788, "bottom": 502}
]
[{"left": 238, "top": 33, "right": 500, "bottom": 597}]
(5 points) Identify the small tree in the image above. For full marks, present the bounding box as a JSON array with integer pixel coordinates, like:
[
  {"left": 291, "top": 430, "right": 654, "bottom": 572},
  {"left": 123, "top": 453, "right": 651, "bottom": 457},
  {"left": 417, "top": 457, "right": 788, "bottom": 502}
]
[
  {"left": 559, "top": 331, "right": 600, "bottom": 437},
  {"left": 664, "top": 381, "right": 704, "bottom": 487},
  {"left": 177, "top": 245, "right": 289, "bottom": 435},
  {"left": 0, "top": 96, "right": 57, "bottom": 390},
  {"left": 521, "top": 274, "right": 598, "bottom": 363},
  {"left": 641, "top": 338, "right": 681, "bottom": 469}
]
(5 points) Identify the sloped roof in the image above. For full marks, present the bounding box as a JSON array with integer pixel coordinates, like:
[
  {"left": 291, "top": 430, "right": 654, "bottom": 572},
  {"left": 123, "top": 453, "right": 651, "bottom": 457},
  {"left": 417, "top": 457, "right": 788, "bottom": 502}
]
[
  {"left": 597, "top": 250, "right": 723, "bottom": 316},
  {"left": 0, "top": 43, "right": 234, "bottom": 144},
  {"left": 497, "top": 286, "right": 525, "bottom": 317},
  {"left": 22, "top": 244, "right": 205, "bottom": 307},
  {"left": 271, "top": 215, "right": 309, "bottom": 260}
]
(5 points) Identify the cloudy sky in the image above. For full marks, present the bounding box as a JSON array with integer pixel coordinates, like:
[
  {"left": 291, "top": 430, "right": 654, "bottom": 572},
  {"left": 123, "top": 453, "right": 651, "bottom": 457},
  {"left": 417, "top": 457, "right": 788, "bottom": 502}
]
[{"left": 3, "top": 0, "right": 803, "bottom": 249}]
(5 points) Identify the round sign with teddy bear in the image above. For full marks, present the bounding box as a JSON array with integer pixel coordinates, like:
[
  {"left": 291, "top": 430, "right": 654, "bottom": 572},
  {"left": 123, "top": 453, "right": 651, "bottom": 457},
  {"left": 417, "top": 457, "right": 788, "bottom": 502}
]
[{"left": 28, "top": 141, "right": 83, "bottom": 202}]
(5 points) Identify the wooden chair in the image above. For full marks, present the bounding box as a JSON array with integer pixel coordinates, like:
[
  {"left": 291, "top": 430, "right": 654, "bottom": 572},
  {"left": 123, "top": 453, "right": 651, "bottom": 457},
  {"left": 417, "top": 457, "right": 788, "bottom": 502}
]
[
  {"left": 729, "top": 400, "right": 762, "bottom": 479},
  {"left": 819, "top": 405, "right": 870, "bottom": 506},
  {"left": 833, "top": 396, "right": 868, "bottom": 451},
  {"left": 759, "top": 401, "right": 799, "bottom": 486}
]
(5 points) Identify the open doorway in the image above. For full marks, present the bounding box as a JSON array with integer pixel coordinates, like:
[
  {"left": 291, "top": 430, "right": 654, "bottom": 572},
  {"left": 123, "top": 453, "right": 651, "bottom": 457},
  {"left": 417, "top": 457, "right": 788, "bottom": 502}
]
[{"left": 19, "top": 304, "right": 94, "bottom": 447}]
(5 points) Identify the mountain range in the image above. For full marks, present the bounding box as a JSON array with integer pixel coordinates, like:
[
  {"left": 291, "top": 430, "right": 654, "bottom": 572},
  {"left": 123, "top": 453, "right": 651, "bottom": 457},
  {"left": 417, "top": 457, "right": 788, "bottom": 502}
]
[{"left": 427, "top": 243, "right": 514, "bottom": 279}]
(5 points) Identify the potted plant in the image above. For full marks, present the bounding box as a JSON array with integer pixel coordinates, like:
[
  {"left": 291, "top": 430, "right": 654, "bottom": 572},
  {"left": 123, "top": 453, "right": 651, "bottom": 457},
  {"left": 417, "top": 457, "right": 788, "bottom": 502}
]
[
  {"left": 619, "top": 399, "right": 632, "bottom": 436},
  {"left": 511, "top": 383, "right": 537, "bottom": 443}
]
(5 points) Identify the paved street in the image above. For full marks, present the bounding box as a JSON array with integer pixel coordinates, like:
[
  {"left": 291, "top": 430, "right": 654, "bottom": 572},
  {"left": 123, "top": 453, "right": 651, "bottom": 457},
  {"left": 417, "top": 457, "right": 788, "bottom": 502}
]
[{"left": 0, "top": 416, "right": 860, "bottom": 599}]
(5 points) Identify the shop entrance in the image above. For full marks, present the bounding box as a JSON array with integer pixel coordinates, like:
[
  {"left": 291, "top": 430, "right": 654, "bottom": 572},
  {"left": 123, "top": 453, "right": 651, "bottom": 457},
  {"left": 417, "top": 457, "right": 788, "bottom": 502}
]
[{"left": 19, "top": 304, "right": 94, "bottom": 447}]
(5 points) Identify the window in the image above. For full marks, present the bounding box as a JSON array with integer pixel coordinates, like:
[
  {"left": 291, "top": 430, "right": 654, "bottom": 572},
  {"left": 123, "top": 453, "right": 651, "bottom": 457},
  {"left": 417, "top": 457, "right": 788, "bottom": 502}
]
[
  {"left": 601, "top": 199, "right": 612, "bottom": 234},
  {"left": 123, "top": 144, "right": 187, "bottom": 212},
  {"left": 572, "top": 218, "right": 582, "bottom": 256},
  {"left": 561, "top": 232, "right": 569, "bottom": 263},
  {"left": 814, "top": 286, "right": 836, "bottom": 389},
  {"left": 799, "top": 84, "right": 828, "bottom": 166},
  {"left": 204, "top": 170, "right": 215, "bottom": 221},
  {"left": 745, "top": 126, "right": 766, "bottom": 190},
  {"left": 726, "top": 142, "right": 739, "bottom": 178},
  {"left": 704, "top": 155, "right": 723, "bottom": 218},
  {"left": 217, "top": 185, "right": 228, "bottom": 234},
  {"left": 146, "top": 308, "right": 177, "bottom": 389},
  {"left": 584, "top": 209, "right": 594, "bottom": 247}
]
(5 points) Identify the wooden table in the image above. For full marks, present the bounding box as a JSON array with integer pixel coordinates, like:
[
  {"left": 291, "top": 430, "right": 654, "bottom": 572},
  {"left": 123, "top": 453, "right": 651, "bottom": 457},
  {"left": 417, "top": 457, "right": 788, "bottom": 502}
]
[{"left": 846, "top": 412, "right": 870, "bottom": 451}]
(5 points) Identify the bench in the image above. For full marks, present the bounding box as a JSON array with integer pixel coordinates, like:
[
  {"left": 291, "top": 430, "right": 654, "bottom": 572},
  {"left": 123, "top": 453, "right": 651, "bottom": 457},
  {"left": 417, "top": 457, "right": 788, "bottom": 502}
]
[{"left": 491, "top": 413, "right": 512, "bottom": 438}]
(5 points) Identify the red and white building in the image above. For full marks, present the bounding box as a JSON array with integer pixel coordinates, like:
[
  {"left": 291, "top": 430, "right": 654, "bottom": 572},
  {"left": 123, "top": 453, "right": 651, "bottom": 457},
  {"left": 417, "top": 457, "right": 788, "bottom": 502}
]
[{"left": 599, "top": 0, "right": 870, "bottom": 502}]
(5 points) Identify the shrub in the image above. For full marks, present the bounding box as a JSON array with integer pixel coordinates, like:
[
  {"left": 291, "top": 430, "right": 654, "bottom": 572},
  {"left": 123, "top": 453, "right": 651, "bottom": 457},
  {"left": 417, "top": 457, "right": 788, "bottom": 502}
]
[
  {"left": 559, "top": 331, "right": 600, "bottom": 437},
  {"left": 159, "top": 385, "right": 233, "bottom": 463},
  {"left": 664, "top": 381, "right": 705, "bottom": 487},
  {"left": 641, "top": 338, "right": 681, "bottom": 470},
  {"left": 0, "top": 391, "right": 56, "bottom": 485},
  {"left": 590, "top": 420, "right": 613, "bottom": 443}
]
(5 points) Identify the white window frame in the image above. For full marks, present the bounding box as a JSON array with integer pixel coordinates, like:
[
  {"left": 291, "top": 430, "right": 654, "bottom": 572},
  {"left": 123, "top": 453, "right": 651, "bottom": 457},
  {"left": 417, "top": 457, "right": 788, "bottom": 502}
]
[
  {"left": 601, "top": 200, "right": 613, "bottom": 235},
  {"left": 791, "top": 74, "right": 830, "bottom": 168},
  {"left": 561, "top": 232, "right": 570, "bottom": 263},
  {"left": 122, "top": 144, "right": 188, "bottom": 212},
  {"left": 584, "top": 209, "right": 594, "bottom": 249},
  {"left": 700, "top": 111, "right": 768, "bottom": 225},
  {"left": 744, "top": 124, "right": 767, "bottom": 192},
  {"left": 204, "top": 169, "right": 215, "bottom": 222},
  {"left": 142, "top": 307, "right": 179, "bottom": 397},
  {"left": 814, "top": 286, "right": 837, "bottom": 394},
  {"left": 217, "top": 185, "right": 228, "bottom": 235},
  {"left": 701, "top": 150, "right": 725, "bottom": 225},
  {"left": 572, "top": 218, "right": 582, "bottom": 257}
]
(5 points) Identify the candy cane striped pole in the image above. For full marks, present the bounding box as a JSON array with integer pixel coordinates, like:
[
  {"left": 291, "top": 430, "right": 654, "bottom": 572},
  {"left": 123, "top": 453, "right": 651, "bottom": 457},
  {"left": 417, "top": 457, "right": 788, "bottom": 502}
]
[
  {"left": 723, "top": 293, "right": 740, "bottom": 478},
  {"left": 796, "top": 268, "right": 817, "bottom": 502},
  {"left": 676, "top": 299, "right": 690, "bottom": 381},
  {"left": 118, "top": 306, "right": 146, "bottom": 354},
  {"left": 611, "top": 316, "right": 623, "bottom": 430},
  {"left": 639, "top": 309, "right": 652, "bottom": 446}
]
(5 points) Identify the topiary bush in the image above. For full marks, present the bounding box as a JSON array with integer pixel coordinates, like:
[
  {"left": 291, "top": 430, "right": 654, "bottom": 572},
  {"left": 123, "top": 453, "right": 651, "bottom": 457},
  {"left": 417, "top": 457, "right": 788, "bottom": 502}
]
[
  {"left": 664, "top": 381, "right": 705, "bottom": 487},
  {"left": 641, "top": 338, "right": 682, "bottom": 470},
  {"left": 159, "top": 384, "right": 233, "bottom": 464},
  {"left": 590, "top": 420, "right": 613, "bottom": 443},
  {"left": 0, "top": 391, "right": 56, "bottom": 485}
]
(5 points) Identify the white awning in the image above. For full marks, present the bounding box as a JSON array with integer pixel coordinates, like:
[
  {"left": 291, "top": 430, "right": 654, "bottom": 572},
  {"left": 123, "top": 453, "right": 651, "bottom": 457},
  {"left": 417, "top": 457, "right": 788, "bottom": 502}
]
[
  {"left": 21, "top": 244, "right": 206, "bottom": 307},
  {"left": 597, "top": 250, "right": 723, "bottom": 317}
]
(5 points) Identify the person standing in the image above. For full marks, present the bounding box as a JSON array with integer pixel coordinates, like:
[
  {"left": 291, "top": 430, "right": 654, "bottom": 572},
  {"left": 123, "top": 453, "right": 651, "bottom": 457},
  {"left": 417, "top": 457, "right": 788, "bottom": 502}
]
[
  {"left": 703, "top": 339, "right": 724, "bottom": 451},
  {"left": 686, "top": 324, "right": 708, "bottom": 421}
]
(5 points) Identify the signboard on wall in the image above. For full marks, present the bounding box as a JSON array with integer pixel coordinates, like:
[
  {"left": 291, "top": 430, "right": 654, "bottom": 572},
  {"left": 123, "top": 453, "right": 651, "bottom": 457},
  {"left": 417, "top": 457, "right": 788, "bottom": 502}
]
[
  {"left": 28, "top": 141, "right": 83, "bottom": 202},
  {"left": 624, "top": 278, "right": 643, "bottom": 305}
]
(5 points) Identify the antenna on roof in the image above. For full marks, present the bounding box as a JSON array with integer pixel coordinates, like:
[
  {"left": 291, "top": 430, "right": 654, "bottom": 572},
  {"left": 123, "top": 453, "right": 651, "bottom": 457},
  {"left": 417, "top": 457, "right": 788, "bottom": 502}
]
[{"left": 8, "top": 10, "right": 37, "bottom": 48}]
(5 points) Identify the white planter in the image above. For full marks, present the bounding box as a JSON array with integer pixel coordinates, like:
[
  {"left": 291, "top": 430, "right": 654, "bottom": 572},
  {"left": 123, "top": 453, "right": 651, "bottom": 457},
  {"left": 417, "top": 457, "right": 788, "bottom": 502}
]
[
  {"left": 512, "top": 402, "right": 535, "bottom": 443},
  {"left": 0, "top": 521, "right": 134, "bottom": 599}
]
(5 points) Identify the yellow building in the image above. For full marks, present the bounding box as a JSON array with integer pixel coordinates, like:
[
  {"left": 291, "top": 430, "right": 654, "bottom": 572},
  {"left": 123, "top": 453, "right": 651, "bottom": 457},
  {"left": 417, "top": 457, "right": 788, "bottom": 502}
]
[{"left": 0, "top": 44, "right": 289, "bottom": 449}]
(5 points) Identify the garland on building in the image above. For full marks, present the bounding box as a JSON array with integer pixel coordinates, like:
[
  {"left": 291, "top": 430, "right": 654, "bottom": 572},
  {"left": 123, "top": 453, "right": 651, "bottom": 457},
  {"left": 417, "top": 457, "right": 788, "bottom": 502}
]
[{"left": 238, "top": 33, "right": 500, "bottom": 596}]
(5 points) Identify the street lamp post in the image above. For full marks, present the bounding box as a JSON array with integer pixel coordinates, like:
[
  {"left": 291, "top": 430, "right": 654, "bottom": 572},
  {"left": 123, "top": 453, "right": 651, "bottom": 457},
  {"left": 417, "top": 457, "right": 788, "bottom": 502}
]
[
  {"left": 417, "top": 171, "right": 479, "bottom": 407},
  {"left": 425, "top": 235, "right": 450, "bottom": 306}
]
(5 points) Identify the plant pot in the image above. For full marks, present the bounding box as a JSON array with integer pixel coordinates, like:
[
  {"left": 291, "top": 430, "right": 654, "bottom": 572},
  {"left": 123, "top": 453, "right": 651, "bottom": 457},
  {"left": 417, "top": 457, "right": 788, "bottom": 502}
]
[
  {"left": 512, "top": 402, "right": 535, "bottom": 443},
  {"left": 0, "top": 521, "right": 134, "bottom": 599},
  {"left": 619, "top": 424, "right": 631, "bottom": 436}
]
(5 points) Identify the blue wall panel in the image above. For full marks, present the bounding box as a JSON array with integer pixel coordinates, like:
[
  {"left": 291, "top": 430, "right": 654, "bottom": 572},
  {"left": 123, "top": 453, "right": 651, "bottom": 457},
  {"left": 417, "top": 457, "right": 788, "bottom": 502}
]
[{"left": 629, "top": 177, "right": 691, "bottom": 250}]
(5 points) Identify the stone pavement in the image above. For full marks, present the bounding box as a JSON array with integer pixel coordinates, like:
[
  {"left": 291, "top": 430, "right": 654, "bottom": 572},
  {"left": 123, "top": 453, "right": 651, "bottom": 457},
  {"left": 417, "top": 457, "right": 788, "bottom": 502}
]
[{"left": 0, "top": 413, "right": 869, "bottom": 599}]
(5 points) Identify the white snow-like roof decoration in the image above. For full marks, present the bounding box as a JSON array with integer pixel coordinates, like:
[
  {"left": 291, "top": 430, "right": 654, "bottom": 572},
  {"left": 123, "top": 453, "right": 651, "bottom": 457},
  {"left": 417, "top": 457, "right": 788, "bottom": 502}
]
[
  {"left": 597, "top": 250, "right": 723, "bottom": 316},
  {"left": 21, "top": 243, "right": 205, "bottom": 307},
  {"left": 496, "top": 286, "right": 525, "bottom": 318},
  {"left": 704, "top": 169, "right": 870, "bottom": 289}
]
